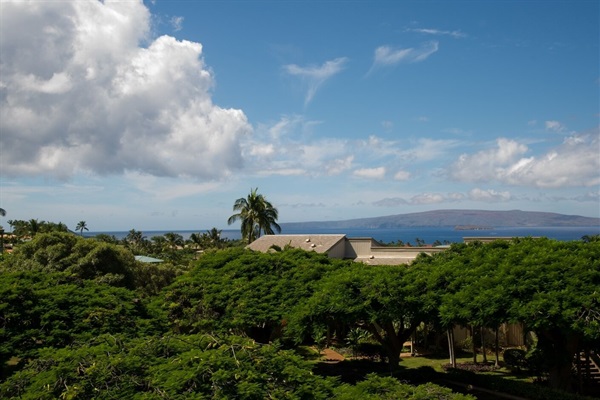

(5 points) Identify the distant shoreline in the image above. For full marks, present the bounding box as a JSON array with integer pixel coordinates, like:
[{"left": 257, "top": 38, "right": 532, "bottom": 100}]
[
  {"left": 86, "top": 226, "right": 599, "bottom": 244},
  {"left": 454, "top": 225, "right": 494, "bottom": 231}
]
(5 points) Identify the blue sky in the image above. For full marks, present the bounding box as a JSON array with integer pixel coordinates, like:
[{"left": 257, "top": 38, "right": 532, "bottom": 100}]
[{"left": 0, "top": 0, "right": 598, "bottom": 232}]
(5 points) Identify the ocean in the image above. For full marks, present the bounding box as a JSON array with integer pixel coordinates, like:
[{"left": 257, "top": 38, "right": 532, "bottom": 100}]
[{"left": 87, "top": 226, "right": 600, "bottom": 245}]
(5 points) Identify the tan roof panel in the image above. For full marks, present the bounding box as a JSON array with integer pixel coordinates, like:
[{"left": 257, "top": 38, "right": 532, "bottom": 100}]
[{"left": 247, "top": 234, "right": 346, "bottom": 254}]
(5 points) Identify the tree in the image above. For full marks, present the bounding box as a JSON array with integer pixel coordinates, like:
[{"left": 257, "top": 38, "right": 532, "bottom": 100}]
[
  {"left": 124, "top": 229, "right": 147, "bottom": 254},
  {"left": 75, "top": 220, "right": 88, "bottom": 236},
  {"left": 163, "top": 232, "right": 184, "bottom": 250},
  {"left": 290, "top": 263, "right": 437, "bottom": 368},
  {"left": 0, "top": 207, "right": 6, "bottom": 217},
  {"left": 2, "top": 232, "right": 137, "bottom": 288},
  {"left": 423, "top": 238, "right": 600, "bottom": 391},
  {"left": 227, "top": 188, "right": 281, "bottom": 243},
  {"left": 0, "top": 270, "right": 153, "bottom": 365},
  {"left": 0, "top": 334, "right": 473, "bottom": 400},
  {"left": 162, "top": 248, "right": 348, "bottom": 342}
]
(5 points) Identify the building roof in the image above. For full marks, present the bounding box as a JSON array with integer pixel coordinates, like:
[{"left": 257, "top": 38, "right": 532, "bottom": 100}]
[
  {"left": 134, "top": 255, "right": 164, "bottom": 263},
  {"left": 246, "top": 234, "right": 346, "bottom": 254}
]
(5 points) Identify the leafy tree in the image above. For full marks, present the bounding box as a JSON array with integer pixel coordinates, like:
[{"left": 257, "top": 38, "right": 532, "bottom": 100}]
[
  {"left": 227, "top": 188, "right": 281, "bottom": 243},
  {"left": 162, "top": 248, "right": 349, "bottom": 342},
  {"left": 290, "top": 263, "right": 437, "bottom": 368},
  {"left": 2, "top": 232, "right": 137, "bottom": 288},
  {"left": 1, "top": 334, "right": 473, "bottom": 400},
  {"left": 0, "top": 334, "right": 337, "bottom": 399},
  {"left": 75, "top": 220, "right": 88, "bottom": 236},
  {"left": 333, "top": 374, "right": 474, "bottom": 399},
  {"left": 421, "top": 238, "right": 600, "bottom": 391},
  {"left": 93, "top": 233, "right": 119, "bottom": 245},
  {"left": 0, "top": 271, "right": 157, "bottom": 365}
]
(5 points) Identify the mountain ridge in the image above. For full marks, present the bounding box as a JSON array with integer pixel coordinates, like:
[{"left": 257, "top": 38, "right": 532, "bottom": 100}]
[{"left": 280, "top": 209, "right": 600, "bottom": 230}]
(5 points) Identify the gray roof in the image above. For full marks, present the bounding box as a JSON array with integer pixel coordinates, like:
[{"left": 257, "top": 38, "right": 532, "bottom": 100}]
[
  {"left": 246, "top": 234, "right": 346, "bottom": 254},
  {"left": 134, "top": 255, "right": 164, "bottom": 263}
]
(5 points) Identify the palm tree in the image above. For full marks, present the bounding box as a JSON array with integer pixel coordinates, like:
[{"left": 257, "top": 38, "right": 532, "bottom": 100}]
[
  {"left": 28, "top": 219, "right": 41, "bottom": 237},
  {"left": 0, "top": 208, "right": 6, "bottom": 217},
  {"left": 163, "top": 232, "right": 184, "bottom": 250},
  {"left": 227, "top": 188, "right": 281, "bottom": 243},
  {"left": 75, "top": 221, "right": 89, "bottom": 236}
]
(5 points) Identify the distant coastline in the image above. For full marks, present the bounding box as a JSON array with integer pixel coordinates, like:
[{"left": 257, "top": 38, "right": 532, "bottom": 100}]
[
  {"left": 87, "top": 226, "right": 600, "bottom": 245},
  {"left": 454, "top": 225, "right": 494, "bottom": 231}
]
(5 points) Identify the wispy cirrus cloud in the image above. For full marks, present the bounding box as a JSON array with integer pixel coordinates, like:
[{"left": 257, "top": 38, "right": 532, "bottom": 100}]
[
  {"left": 545, "top": 120, "right": 566, "bottom": 132},
  {"left": 170, "top": 16, "right": 184, "bottom": 31},
  {"left": 369, "top": 41, "right": 438, "bottom": 73},
  {"left": 284, "top": 57, "right": 348, "bottom": 105},
  {"left": 406, "top": 28, "right": 466, "bottom": 38}
]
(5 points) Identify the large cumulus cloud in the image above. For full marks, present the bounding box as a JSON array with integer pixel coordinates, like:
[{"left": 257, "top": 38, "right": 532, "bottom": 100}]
[
  {"left": 448, "top": 131, "right": 600, "bottom": 188},
  {"left": 0, "top": 0, "right": 250, "bottom": 180}
]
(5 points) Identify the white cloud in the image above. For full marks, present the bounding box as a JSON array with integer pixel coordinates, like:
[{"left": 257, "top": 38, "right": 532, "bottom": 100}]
[
  {"left": 0, "top": 1, "right": 250, "bottom": 180},
  {"left": 410, "top": 193, "right": 445, "bottom": 205},
  {"left": 545, "top": 120, "right": 565, "bottom": 132},
  {"left": 284, "top": 57, "right": 348, "bottom": 105},
  {"left": 370, "top": 41, "right": 438, "bottom": 71},
  {"left": 468, "top": 188, "right": 512, "bottom": 202},
  {"left": 353, "top": 167, "right": 386, "bottom": 179},
  {"left": 393, "top": 170, "right": 411, "bottom": 181},
  {"left": 407, "top": 28, "right": 466, "bottom": 38},
  {"left": 170, "top": 16, "right": 184, "bottom": 31},
  {"left": 448, "top": 131, "right": 600, "bottom": 188},
  {"left": 326, "top": 156, "right": 354, "bottom": 176}
]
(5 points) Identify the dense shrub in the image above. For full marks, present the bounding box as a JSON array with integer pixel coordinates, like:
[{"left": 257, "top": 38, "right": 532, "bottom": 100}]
[{"left": 503, "top": 348, "right": 528, "bottom": 372}]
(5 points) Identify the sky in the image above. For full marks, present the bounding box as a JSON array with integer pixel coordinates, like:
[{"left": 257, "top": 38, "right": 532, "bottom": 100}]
[{"left": 0, "top": 0, "right": 599, "bottom": 232}]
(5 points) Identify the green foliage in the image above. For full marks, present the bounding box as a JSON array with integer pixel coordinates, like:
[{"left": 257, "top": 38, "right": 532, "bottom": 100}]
[
  {"left": 332, "top": 374, "right": 475, "bottom": 399},
  {"left": 131, "top": 261, "right": 189, "bottom": 297},
  {"left": 1, "top": 334, "right": 338, "bottom": 399},
  {"left": 7, "top": 219, "right": 68, "bottom": 237},
  {"left": 289, "top": 262, "right": 436, "bottom": 367},
  {"left": 161, "top": 248, "right": 349, "bottom": 341},
  {"left": 0, "top": 271, "right": 157, "bottom": 363},
  {"left": 503, "top": 348, "right": 527, "bottom": 372},
  {"left": 2, "top": 232, "right": 136, "bottom": 288},
  {"left": 414, "top": 237, "right": 600, "bottom": 390}
]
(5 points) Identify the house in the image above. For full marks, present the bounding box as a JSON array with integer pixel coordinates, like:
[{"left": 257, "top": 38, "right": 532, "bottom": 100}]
[{"left": 246, "top": 234, "right": 446, "bottom": 265}]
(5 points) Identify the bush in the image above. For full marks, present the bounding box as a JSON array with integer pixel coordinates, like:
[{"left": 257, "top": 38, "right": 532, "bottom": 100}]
[{"left": 503, "top": 348, "right": 528, "bottom": 372}]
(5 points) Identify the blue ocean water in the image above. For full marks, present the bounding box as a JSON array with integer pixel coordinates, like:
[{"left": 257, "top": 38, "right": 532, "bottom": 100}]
[{"left": 88, "top": 226, "right": 599, "bottom": 244}]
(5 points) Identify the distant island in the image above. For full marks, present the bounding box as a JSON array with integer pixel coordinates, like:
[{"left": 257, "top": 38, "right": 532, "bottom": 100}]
[{"left": 280, "top": 209, "right": 600, "bottom": 230}]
